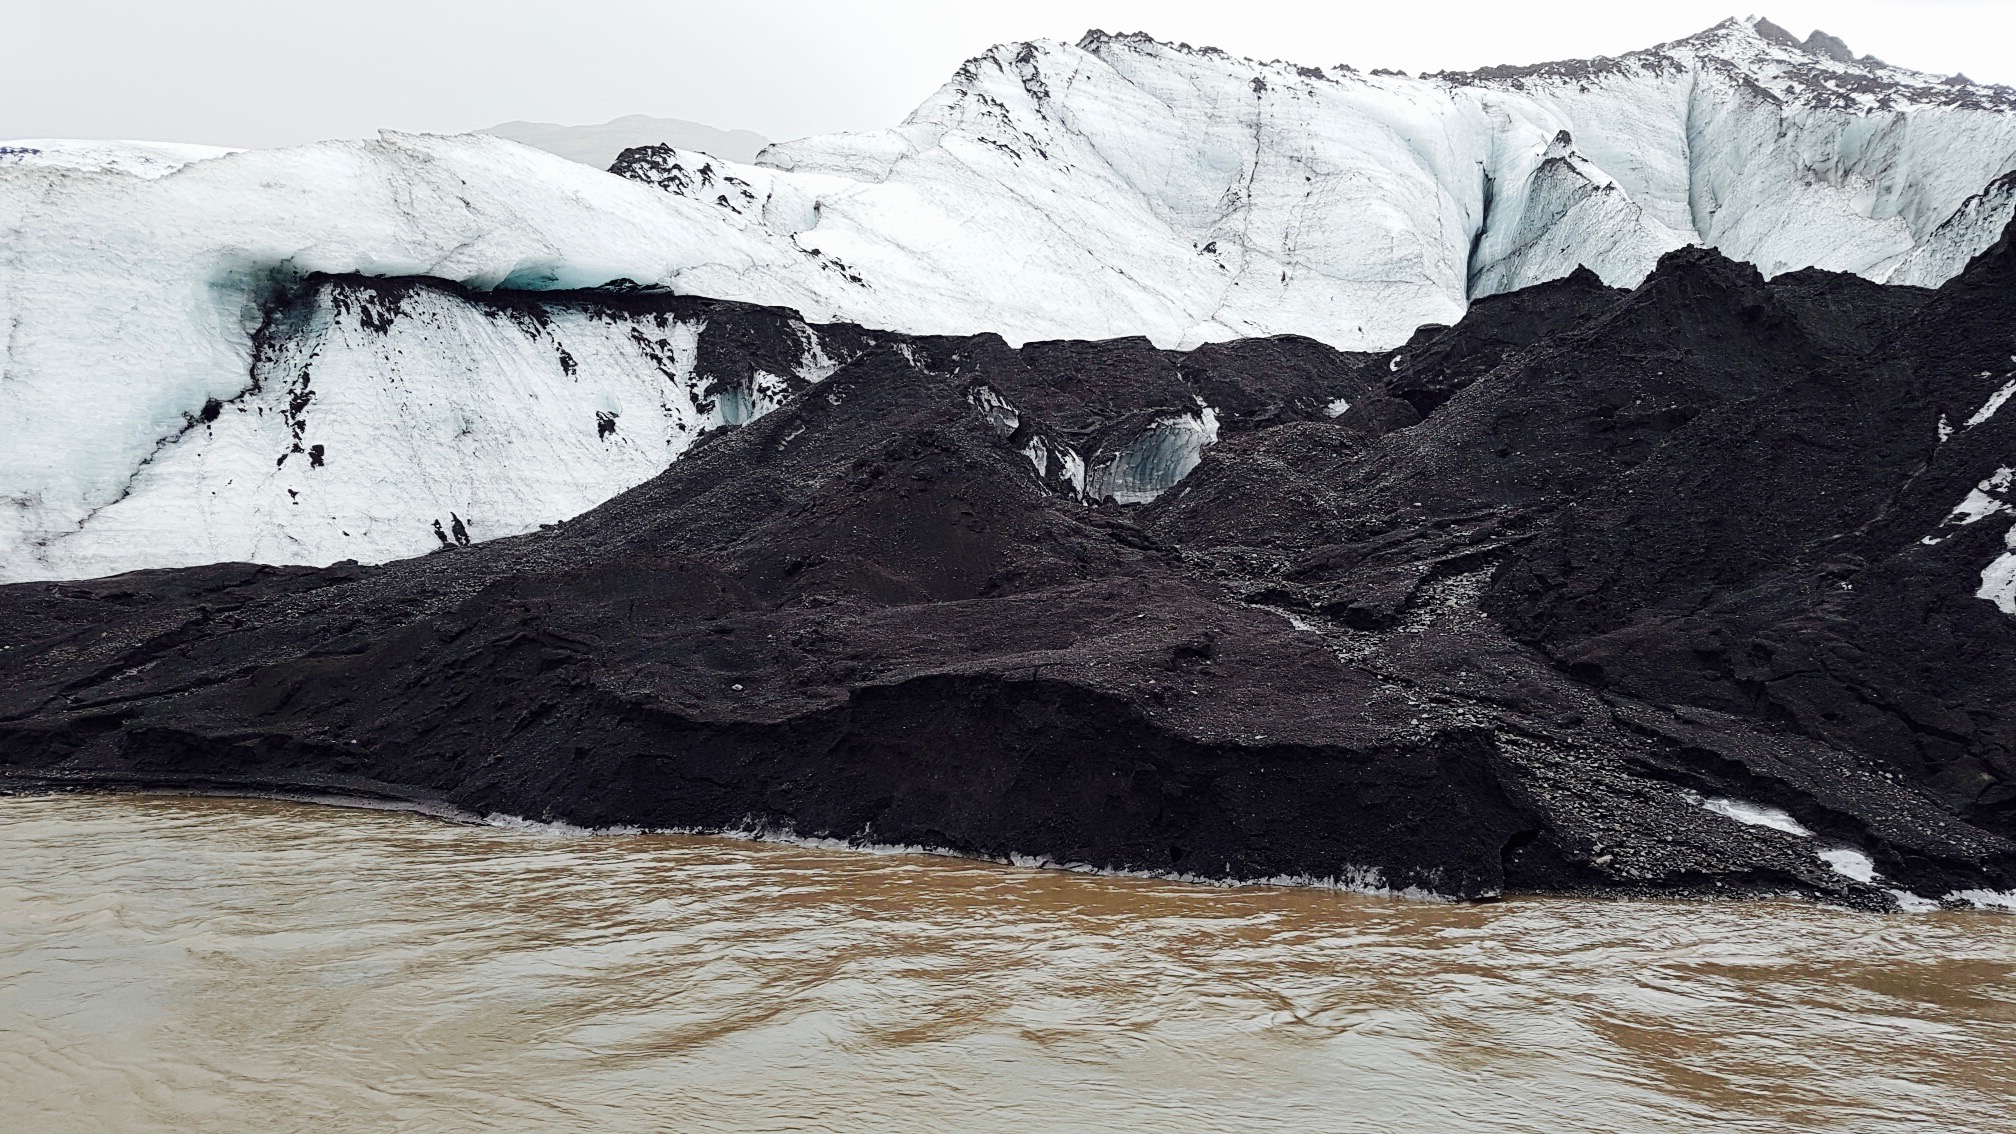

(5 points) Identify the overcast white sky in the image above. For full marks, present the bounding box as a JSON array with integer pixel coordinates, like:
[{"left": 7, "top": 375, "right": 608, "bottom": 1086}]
[{"left": 2, "top": 0, "right": 2011, "bottom": 148}]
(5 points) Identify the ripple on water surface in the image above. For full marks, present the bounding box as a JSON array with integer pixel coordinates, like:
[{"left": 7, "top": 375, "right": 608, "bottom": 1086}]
[{"left": 2, "top": 794, "right": 2014, "bottom": 1133}]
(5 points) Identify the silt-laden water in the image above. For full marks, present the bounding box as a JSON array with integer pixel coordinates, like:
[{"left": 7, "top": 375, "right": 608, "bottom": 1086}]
[{"left": 3, "top": 794, "right": 2013, "bottom": 1132}]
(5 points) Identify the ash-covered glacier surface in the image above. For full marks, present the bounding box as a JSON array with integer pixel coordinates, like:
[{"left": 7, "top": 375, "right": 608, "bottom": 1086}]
[
  {"left": 9, "top": 17, "right": 2016, "bottom": 580},
  {"left": 5, "top": 215, "right": 2016, "bottom": 909}
]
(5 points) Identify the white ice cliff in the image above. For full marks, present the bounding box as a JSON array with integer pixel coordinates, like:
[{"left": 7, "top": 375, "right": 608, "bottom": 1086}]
[
  {"left": 10, "top": 276, "right": 857, "bottom": 581},
  {"left": 6, "top": 16, "right": 2016, "bottom": 579}
]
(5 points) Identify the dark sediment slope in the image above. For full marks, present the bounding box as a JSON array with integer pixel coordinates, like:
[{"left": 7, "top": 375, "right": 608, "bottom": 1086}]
[{"left": 5, "top": 226, "right": 2016, "bottom": 907}]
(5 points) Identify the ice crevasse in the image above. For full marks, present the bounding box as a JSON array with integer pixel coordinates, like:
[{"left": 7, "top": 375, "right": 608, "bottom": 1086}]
[{"left": 6, "top": 15, "right": 2016, "bottom": 580}]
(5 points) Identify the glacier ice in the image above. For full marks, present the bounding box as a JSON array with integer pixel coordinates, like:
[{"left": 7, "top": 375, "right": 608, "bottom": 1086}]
[
  {"left": 1082, "top": 405, "right": 1221, "bottom": 506},
  {"left": 969, "top": 384, "right": 1216, "bottom": 506},
  {"left": 5, "top": 276, "right": 867, "bottom": 581},
  {"left": 9, "top": 17, "right": 2016, "bottom": 579},
  {"left": 0, "top": 133, "right": 859, "bottom": 582}
]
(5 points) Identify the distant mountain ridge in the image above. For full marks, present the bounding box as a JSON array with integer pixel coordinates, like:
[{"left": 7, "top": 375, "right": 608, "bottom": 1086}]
[{"left": 478, "top": 114, "right": 769, "bottom": 166}]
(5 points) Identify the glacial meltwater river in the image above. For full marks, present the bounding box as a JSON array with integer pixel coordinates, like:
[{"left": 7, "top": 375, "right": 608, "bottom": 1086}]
[{"left": 3, "top": 795, "right": 2014, "bottom": 1133}]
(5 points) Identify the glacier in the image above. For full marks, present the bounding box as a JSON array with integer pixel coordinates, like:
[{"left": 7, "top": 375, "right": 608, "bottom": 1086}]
[
  {"left": 12, "top": 228, "right": 2016, "bottom": 906},
  {"left": 14, "top": 276, "right": 875, "bottom": 582},
  {"left": 7, "top": 15, "right": 2016, "bottom": 580}
]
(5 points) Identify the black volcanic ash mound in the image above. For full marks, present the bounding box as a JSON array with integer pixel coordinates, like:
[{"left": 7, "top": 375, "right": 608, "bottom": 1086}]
[{"left": 5, "top": 226, "right": 2016, "bottom": 908}]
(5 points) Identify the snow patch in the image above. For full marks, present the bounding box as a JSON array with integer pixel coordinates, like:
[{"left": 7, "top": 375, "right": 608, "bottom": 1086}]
[
  {"left": 1964, "top": 376, "right": 2016, "bottom": 429},
  {"left": 1889, "top": 890, "right": 1941, "bottom": 913},
  {"left": 1818, "top": 848, "right": 1878, "bottom": 884},
  {"left": 1980, "top": 526, "right": 2016, "bottom": 614},
  {"left": 1943, "top": 888, "right": 2016, "bottom": 912},
  {"left": 1940, "top": 469, "right": 2013, "bottom": 526},
  {"left": 0, "top": 137, "right": 238, "bottom": 178},
  {"left": 1926, "top": 468, "right": 2016, "bottom": 615},
  {"left": 1699, "top": 796, "right": 1813, "bottom": 837}
]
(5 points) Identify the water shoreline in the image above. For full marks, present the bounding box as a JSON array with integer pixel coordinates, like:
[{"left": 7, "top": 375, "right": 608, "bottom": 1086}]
[
  {"left": 16, "top": 778, "right": 2009, "bottom": 914},
  {"left": 5, "top": 792, "right": 2014, "bottom": 1134}
]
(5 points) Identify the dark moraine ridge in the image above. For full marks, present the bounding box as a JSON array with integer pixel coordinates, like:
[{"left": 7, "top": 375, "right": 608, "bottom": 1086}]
[{"left": 5, "top": 222, "right": 2016, "bottom": 907}]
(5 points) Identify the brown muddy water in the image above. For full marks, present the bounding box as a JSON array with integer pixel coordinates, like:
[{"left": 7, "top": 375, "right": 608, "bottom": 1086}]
[{"left": 3, "top": 794, "right": 2015, "bottom": 1133}]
